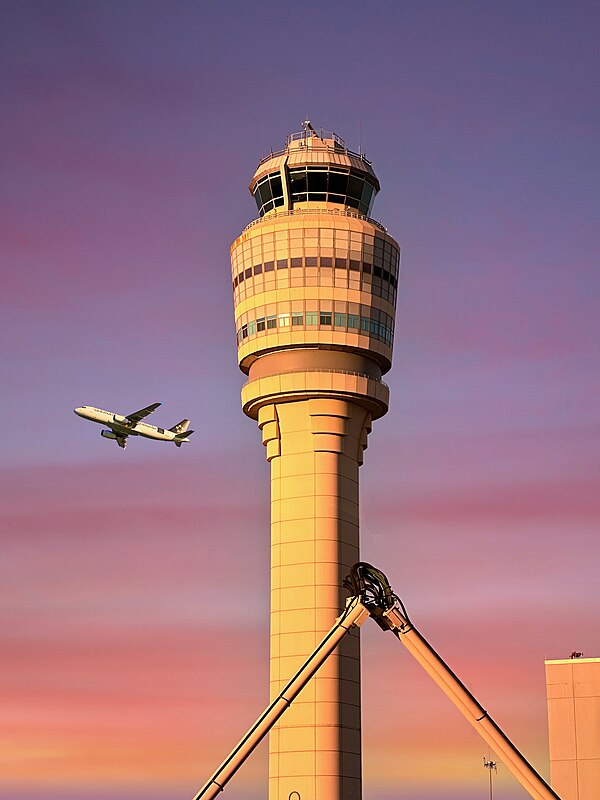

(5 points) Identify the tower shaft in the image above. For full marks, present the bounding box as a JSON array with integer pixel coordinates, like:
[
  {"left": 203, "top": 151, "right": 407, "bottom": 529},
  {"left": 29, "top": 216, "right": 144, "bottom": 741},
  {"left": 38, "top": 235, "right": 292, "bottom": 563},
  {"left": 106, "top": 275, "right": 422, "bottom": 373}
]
[{"left": 262, "top": 398, "right": 370, "bottom": 800}]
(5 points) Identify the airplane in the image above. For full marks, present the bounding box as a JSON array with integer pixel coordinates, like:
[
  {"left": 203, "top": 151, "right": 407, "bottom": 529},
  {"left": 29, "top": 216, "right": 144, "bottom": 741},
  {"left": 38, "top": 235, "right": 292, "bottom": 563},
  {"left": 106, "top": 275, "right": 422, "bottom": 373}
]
[{"left": 74, "top": 403, "right": 193, "bottom": 450}]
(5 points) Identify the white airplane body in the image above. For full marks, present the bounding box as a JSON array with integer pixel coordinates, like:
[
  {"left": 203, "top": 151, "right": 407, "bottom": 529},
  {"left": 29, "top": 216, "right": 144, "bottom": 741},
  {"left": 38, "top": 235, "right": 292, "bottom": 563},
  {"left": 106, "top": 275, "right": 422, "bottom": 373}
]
[{"left": 74, "top": 403, "right": 193, "bottom": 449}]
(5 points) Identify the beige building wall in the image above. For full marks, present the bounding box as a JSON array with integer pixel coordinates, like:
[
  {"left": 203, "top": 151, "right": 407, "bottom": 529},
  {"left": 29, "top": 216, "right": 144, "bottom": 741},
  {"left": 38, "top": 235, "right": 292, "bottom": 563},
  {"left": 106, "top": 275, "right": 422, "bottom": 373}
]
[
  {"left": 231, "top": 127, "right": 399, "bottom": 800},
  {"left": 546, "top": 658, "right": 600, "bottom": 800}
]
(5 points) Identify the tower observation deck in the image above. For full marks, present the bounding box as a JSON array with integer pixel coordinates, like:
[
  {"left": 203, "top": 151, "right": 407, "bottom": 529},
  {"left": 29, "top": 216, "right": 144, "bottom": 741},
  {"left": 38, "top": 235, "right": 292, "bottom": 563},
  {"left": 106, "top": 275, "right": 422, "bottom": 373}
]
[{"left": 230, "top": 123, "right": 400, "bottom": 800}]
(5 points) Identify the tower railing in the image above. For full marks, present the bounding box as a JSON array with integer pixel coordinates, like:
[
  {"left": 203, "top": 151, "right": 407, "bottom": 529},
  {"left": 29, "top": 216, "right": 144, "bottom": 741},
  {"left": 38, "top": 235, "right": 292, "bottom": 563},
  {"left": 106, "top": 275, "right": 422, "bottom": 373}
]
[
  {"left": 257, "top": 130, "right": 371, "bottom": 167},
  {"left": 286, "top": 128, "right": 347, "bottom": 147},
  {"left": 241, "top": 207, "right": 388, "bottom": 235}
]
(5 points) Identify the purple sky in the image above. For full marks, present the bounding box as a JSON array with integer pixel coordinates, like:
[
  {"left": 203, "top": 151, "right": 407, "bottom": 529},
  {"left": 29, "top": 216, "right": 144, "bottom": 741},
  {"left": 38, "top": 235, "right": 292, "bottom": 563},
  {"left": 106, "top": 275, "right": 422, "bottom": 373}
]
[{"left": 1, "top": 2, "right": 599, "bottom": 799}]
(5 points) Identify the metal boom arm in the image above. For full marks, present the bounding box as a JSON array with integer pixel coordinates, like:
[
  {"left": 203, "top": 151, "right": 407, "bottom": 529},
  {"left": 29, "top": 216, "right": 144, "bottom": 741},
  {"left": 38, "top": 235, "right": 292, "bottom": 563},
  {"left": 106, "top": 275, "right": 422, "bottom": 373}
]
[
  {"left": 346, "top": 563, "right": 560, "bottom": 800},
  {"left": 191, "top": 563, "right": 560, "bottom": 800},
  {"left": 192, "top": 596, "right": 370, "bottom": 799}
]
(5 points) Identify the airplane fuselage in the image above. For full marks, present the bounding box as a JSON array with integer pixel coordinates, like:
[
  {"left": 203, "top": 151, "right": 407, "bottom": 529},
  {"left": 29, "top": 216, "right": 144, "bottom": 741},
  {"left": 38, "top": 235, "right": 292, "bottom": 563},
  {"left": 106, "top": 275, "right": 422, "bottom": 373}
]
[{"left": 74, "top": 406, "right": 192, "bottom": 446}]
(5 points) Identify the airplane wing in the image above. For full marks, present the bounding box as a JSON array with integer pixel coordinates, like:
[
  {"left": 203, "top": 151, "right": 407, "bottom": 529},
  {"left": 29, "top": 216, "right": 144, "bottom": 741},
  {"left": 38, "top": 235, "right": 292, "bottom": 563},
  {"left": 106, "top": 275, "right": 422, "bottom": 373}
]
[{"left": 124, "top": 402, "right": 161, "bottom": 425}]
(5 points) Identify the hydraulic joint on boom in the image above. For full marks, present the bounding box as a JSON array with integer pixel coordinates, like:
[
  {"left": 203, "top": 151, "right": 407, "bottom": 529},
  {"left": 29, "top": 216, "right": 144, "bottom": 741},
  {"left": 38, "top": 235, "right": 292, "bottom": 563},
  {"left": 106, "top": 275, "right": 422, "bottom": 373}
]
[{"left": 344, "top": 561, "right": 412, "bottom": 631}]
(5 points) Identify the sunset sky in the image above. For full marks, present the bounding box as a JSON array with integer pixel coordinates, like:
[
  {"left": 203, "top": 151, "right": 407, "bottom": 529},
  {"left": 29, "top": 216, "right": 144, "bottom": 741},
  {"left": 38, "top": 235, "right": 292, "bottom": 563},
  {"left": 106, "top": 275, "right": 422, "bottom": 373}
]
[{"left": 2, "top": 2, "right": 599, "bottom": 799}]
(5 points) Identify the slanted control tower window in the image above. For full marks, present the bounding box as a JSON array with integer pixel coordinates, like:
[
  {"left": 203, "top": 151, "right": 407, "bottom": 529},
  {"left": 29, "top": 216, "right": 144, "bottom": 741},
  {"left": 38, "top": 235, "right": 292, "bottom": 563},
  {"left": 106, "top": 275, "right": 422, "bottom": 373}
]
[
  {"left": 253, "top": 171, "right": 285, "bottom": 216},
  {"left": 288, "top": 167, "right": 375, "bottom": 215},
  {"left": 253, "top": 166, "right": 377, "bottom": 217}
]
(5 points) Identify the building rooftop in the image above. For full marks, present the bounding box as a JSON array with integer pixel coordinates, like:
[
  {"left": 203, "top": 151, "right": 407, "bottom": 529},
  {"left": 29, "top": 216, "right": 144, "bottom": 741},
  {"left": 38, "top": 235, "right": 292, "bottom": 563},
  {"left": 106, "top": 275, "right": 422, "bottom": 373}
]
[
  {"left": 545, "top": 656, "right": 600, "bottom": 664},
  {"left": 257, "top": 120, "right": 372, "bottom": 167}
]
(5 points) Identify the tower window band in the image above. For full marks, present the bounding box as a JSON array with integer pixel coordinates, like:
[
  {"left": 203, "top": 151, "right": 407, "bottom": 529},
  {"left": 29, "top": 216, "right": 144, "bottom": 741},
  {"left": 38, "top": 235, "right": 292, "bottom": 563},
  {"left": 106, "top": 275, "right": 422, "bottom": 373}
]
[
  {"left": 253, "top": 167, "right": 377, "bottom": 217},
  {"left": 236, "top": 303, "right": 394, "bottom": 347},
  {"left": 287, "top": 167, "right": 376, "bottom": 216}
]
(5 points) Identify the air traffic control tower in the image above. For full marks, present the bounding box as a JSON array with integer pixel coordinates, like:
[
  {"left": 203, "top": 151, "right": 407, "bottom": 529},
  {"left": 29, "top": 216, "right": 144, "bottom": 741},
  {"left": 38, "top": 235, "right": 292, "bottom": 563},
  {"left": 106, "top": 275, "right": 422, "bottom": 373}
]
[{"left": 230, "top": 123, "right": 400, "bottom": 800}]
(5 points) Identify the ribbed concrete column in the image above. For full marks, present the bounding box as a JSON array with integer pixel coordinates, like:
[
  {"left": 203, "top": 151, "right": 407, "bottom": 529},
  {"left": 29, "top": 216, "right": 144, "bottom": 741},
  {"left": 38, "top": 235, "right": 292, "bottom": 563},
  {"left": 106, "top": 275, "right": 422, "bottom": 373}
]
[{"left": 259, "top": 398, "right": 371, "bottom": 800}]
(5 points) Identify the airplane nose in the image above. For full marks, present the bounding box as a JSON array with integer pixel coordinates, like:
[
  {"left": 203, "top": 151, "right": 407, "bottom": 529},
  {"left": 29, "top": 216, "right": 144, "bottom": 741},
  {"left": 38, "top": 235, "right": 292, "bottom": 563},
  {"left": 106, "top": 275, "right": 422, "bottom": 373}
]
[{"left": 74, "top": 407, "right": 85, "bottom": 417}]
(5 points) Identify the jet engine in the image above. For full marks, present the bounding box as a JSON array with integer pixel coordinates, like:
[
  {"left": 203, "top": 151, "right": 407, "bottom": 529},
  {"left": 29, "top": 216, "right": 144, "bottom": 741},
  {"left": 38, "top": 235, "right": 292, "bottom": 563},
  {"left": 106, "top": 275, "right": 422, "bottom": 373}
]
[
  {"left": 112, "top": 414, "right": 128, "bottom": 424},
  {"left": 101, "top": 430, "right": 117, "bottom": 439}
]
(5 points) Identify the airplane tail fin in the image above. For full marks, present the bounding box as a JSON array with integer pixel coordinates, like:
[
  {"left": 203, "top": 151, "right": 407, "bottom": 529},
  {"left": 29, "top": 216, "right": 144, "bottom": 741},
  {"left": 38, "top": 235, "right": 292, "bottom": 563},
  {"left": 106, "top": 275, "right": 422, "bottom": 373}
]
[
  {"left": 174, "top": 429, "right": 194, "bottom": 448},
  {"left": 169, "top": 419, "right": 190, "bottom": 434}
]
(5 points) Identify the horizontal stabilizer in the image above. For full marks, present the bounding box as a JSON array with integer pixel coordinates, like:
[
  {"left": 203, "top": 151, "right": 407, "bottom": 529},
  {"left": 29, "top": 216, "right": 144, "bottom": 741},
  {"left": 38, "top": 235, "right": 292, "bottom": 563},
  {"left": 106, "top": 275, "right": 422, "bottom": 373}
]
[
  {"left": 174, "top": 429, "right": 194, "bottom": 438},
  {"left": 174, "top": 430, "right": 193, "bottom": 448}
]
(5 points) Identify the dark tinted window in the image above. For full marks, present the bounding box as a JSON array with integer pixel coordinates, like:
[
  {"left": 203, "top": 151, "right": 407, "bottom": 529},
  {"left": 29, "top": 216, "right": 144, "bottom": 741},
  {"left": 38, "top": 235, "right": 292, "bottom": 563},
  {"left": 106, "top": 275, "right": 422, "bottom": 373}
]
[
  {"left": 307, "top": 171, "right": 327, "bottom": 192},
  {"left": 361, "top": 182, "right": 374, "bottom": 208},
  {"left": 328, "top": 171, "right": 348, "bottom": 195},
  {"left": 258, "top": 181, "right": 271, "bottom": 205},
  {"left": 285, "top": 166, "right": 376, "bottom": 213},
  {"left": 270, "top": 175, "right": 282, "bottom": 197},
  {"left": 253, "top": 170, "right": 285, "bottom": 216},
  {"left": 289, "top": 169, "right": 307, "bottom": 196},
  {"left": 347, "top": 175, "right": 363, "bottom": 200}
]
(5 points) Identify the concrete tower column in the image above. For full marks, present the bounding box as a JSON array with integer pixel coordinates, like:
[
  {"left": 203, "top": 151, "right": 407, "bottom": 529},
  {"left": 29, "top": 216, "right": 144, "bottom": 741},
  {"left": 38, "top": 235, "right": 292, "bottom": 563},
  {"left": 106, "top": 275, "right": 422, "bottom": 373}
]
[
  {"left": 260, "top": 397, "right": 370, "bottom": 799},
  {"left": 230, "top": 124, "right": 399, "bottom": 800}
]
